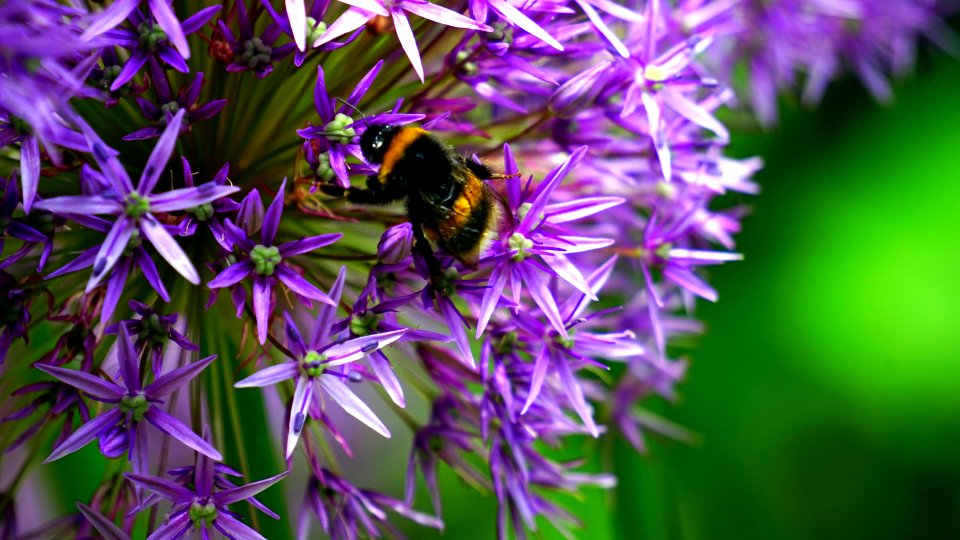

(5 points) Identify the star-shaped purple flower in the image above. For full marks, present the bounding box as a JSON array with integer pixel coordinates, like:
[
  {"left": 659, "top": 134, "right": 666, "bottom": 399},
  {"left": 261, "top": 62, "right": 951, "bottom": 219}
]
[
  {"left": 208, "top": 178, "right": 341, "bottom": 344},
  {"left": 235, "top": 267, "right": 407, "bottom": 458},
  {"left": 35, "top": 325, "right": 221, "bottom": 473},
  {"left": 297, "top": 61, "right": 423, "bottom": 185},
  {"left": 316, "top": 0, "right": 492, "bottom": 81},
  {"left": 126, "top": 449, "right": 286, "bottom": 539},
  {"left": 36, "top": 110, "right": 240, "bottom": 294}
]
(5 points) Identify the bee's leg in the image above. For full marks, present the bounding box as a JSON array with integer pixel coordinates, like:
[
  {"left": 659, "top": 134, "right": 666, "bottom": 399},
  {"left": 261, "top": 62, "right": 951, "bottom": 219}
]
[
  {"left": 462, "top": 157, "right": 521, "bottom": 180},
  {"left": 410, "top": 223, "right": 447, "bottom": 293},
  {"left": 318, "top": 183, "right": 399, "bottom": 205}
]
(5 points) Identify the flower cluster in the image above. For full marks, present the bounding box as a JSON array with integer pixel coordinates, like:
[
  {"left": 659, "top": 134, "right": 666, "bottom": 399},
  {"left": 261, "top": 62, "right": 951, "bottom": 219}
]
[{"left": 0, "top": 0, "right": 952, "bottom": 537}]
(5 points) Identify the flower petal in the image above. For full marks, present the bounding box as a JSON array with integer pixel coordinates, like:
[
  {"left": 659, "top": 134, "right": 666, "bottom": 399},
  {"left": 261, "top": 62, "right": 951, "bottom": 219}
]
[
  {"left": 87, "top": 218, "right": 135, "bottom": 293},
  {"left": 207, "top": 260, "right": 254, "bottom": 289},
  {"left": 76, "top": 503, "right": 130, "bottom": 540},
  {"left": 555, "top": 351, "right": 598, "bottom": 437},
  {"left": 212, "top": 514, "right": 268, "bottom": 540},
  {"left": 235, "top": 362, "right": 298, "bottom": 388},
  {"left": 286, "top": 0, "right": 308, "bottom": 51},
  {"left": 44, "top": 408, "right": 122, "bottom": 463},
  {"left": 391, "top": 9, "right": 424, "bottom": 82},
  {"left": 286, "top": 375, "right": 312, "bottom": 459},
  {"left": 144, "top": 408, "right": 223, "bottom": 460},
  {"left": 140, "top": 216, "right": 200, "bottom": 284},
  {"left": 275, "top": 265, "right": 335, "bottom": 305},
  {"left": 313, "top": 8, "right": 373, "bottom": 47},
  {"left": 402, "top": 1, "right": 491, "bottom": 31},
  {"left": 261, "top": 178, "right": 286, "bottom": 245},
  {"left": 322, "top": 329, "right": 408, "bottom": 367},
  {"left": 149, "top": 184, "right": 240, "bottom": 212},
  {"left": 35, "top": 194, "right": 122, "bottom": 215},
  {"left": 521, "top": 345, "right": 550, "bottom": 414},
  {"left": 145, "top": 513, "right": 192, "bottom": 540},
  {"left": 149, "top": 0, "right": 190, "bottom": 59},
  {"left": 486, "top": 0, "right": 562, "bottom": 50},
  {"left": 318, "top": 376, "right": 390, "bottom": 438},
  {"left": 278, "top": 233, "right": 342, "bottom": 257},
  {"left": 367, "top": 350, "right": 404, "bottom": 407},
  {"left": 35, "top": 364, "right": 124, "bottom": 400},
  {"left": 125, "top": 472, "right": 195, "bottom": 502},
  {"left": 116, "top": 324, "right": 141, "bottom": 392},
  {"left": 253, "top": 276, "right": 272, "bottom": 345},
  {"left": 19, "top": 136, "right": 40, "bottom": 213},
  {"left": 139, "top": 109, "right": 185, "bottom": 195},
  {"left": 146, "top": 355, "right": 216, "bottom": 398},
  {"left": 214, "top": 471, "right": 289, "bottom": 506}
]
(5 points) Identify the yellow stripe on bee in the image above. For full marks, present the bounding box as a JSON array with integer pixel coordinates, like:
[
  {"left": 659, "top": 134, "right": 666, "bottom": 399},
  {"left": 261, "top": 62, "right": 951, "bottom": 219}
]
[
  {"left": 439, "top": 172, "right": 484, "bottom": 238},
  {"left": 378, "top": 127, "right": 427, "bottom": 184}
]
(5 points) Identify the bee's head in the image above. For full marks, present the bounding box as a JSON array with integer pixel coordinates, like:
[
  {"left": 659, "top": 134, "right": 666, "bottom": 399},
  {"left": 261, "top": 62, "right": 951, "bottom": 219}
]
[{"left": 360, "top": 124, "right": 399, "bottom": 164}]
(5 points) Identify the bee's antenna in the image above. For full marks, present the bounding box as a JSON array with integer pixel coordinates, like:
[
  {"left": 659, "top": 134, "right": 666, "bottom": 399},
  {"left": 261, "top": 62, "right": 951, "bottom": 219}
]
[{"left": 336, "top": 97, "right": 366, "bottom": 120}]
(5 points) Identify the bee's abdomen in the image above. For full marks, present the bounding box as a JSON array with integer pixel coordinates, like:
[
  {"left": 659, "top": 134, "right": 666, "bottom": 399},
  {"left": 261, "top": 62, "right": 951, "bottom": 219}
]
[{"left": 438, "top": 177, "right": 493, "bottom": 265}]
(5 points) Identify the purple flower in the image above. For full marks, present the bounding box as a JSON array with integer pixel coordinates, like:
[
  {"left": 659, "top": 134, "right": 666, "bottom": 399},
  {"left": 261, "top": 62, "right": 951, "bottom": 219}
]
[
  {"left": 333, "top": 275, "right": 453, "bottom": 406},
  {"left": 208, "top": 178, "right": 341, "bottom": 344},
  {"left": 301, "top": 457, "right": 441, "bottom": 540},
  {"left": 44, "top": 213, "right": 171, "bottom": 323},
  {"left": 35, "top": 325, "right": 221, "bottom": 472},
  {"left": 76, "top": 503, "right": 131, "bottom": 540},
  {"left": 95, "top": 4, "right": 221, "bottom": 91},
  {"left": 176, "top": 158, "right": 238, "bottom": 249},
  {"left": 261, "top": 0, "right": 356, "bottom": 66},
  {"left": 124, "top": 62, "right": 226, "bottom": 140},
  {"left": 0, "top": 173, "right": 57, "bottom": 271},
  {"left": 469, "top": 0, "right": 566, "bottom": 51},
  {"left": 36, "top": 110, "right": 240, "bottom": 292},
  {"left": 126, "top": 450, "right": 286, "bottom": 540},
  {"left": 216, "top": 0, "right": 296, "bottom": 78},
  {"left": 105, "top": 300, "right": 199, "bottom": 376},
  {"left": 235, "top": 267, "right": 406, "bottom": 457},
  {"left": 476, "top": 145, "right": 623, "bottom": 338},
  {"left": 316, "top": 0, "right": 492, "bottom": 81},
  {"left": 297, "top": 61, "right": 424, "bottom": 185},
  {"left": 0, "top": 114, "right": 87, "bottom": 214}
]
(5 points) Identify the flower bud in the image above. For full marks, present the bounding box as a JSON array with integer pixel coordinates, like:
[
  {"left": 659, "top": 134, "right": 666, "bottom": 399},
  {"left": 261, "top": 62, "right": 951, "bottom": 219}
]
[
  {"left": 98, "top": 425, "right": 128, "bottom": 458},
  {"left": 377, "top": 223, "right": 413, "bottom": 264}
]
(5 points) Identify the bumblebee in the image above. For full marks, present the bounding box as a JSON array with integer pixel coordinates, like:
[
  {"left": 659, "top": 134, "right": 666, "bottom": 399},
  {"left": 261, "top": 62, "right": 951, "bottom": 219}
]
[{"left": 321, "top": 124, "right": 509, "bottom": 273}]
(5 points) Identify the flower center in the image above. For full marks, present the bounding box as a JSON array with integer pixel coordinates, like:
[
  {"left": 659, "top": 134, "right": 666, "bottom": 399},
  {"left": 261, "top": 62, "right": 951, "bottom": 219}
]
[
  {"left": 240, "top": 37, "right": 272, "bottom": 69},
  {"left": 323, "top": 113, "right": 356, "bottom": 145},
  {"left": 139, "top": 313, "right": 168, "bottom": 344},
  {"left": 137, "top": 22, "right": 168, "bottom": 51},
  {"left": 188, "top": 202, "right": 215, "bottom": 221},
  {"left": 125, "top": 193, "right": 151, "bottom": 219},
  {"left": 554, "top": 329, "right": 575, "bottom": 349},
  {"left": 306, "top": 17, "right": 328, "bottom": 45},
  {"left": 642, "top": 64, "right": 668, "bottom": 91},
  {"left": 189, "top": 502, "right": 218, "bottom": 527},
  {"left": 455, "top": 50, "right": 478, "bottom": 77},
  {"left": 495, "top": 331, "right": 518, "bottom": 354},
  {"left": 350, "top": 311, "right": 380, "bottom": 337},
  {"left": 654, "top": 241, "right": 672, "bottom": 260},
  {"left": 313, "top": 152, "right": 335, "bottom": 182},
  {"left": 508, "top": 233, "right": 534, "bottom": 262},
  {"left": 160, "top": 102, "right": 187, "bottom": 126},
  {"left": 250, "top": 244, "right": 282, "bottom": 276},
  {"left": 301, "top": 350, "right": 327, "bottom": 378},
  {"left": 119, "top": 393, "right": 150, "bottom": 422},
  {"left": 434, "top": 267, "right": 460, "bottom": 296}
]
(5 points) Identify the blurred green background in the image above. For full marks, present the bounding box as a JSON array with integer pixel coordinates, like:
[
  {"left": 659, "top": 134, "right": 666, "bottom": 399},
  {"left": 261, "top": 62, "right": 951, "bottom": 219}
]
[{"left": 430, "top": 51, "right": 960, "bottom": 539}]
